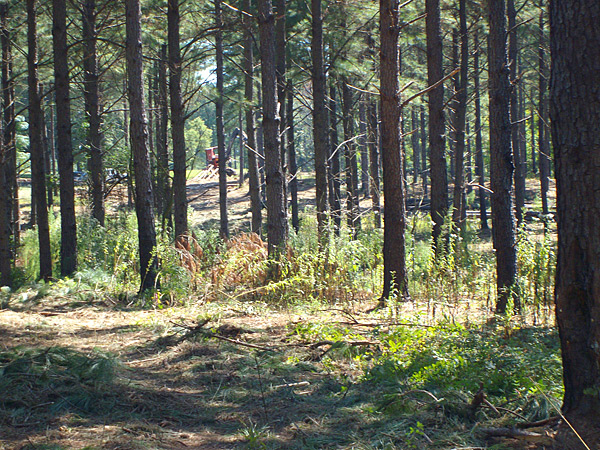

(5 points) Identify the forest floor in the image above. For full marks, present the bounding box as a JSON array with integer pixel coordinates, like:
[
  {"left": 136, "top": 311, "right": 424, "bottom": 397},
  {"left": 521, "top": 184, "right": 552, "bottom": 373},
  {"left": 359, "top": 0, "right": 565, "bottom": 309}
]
[
  {"left": 0, "top": 171, "right": 573, "bottom": 449},
  {"left": 0, "top": 296, "right": 564, "bottom": 450},
  {"left": 0, "top": 297, "right": 376, "bottom": 449}
]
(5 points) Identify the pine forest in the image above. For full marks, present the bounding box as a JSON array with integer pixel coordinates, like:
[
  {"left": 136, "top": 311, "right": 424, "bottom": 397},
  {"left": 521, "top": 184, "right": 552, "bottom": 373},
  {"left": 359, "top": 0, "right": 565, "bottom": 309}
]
[{"left": 0, "top": 0, "right": 599, "bottom": 448}]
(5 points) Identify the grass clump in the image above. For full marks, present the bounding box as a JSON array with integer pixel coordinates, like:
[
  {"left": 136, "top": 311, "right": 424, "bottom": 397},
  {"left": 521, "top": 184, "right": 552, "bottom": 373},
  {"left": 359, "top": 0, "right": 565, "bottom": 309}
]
[{"left": 0, "top": 346, "right": 119, "bottom": 425}]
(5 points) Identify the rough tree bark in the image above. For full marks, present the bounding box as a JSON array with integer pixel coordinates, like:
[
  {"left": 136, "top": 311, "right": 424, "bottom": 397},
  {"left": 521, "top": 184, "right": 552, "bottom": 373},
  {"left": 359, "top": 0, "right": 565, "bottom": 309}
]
[
  {"left": 0, "top": 2, "right": 13, "bottom": 286},
  {"left": 311, "top": 0, "right": 329, "bottom": 246},
  {"left": 488, "top": 0, "right": 518, "bottom": 313},
  {"left": 215, "top": 0, "right": 228, "bottom": 239},
  {"left": 27, "top": 0, "right": 52, "bottom": 281},
  {"left": 508, "top": 0, "right": 525, "bottom": 226},
  {"left": 451, "top": 0, "right": 468, "bottom": 234},
  {"left": 242, "top": 0, "right": 261, "bottom": 236},
  {"left": 258, "top": 0, "right": 287, "bottom": 257},
  {"left": 379, "top": 0, "right": 408, "bottom": 302},
  {"left": 426, "top": 0, "right": 448, "bottom": 253},
  {"left": 551, "top": 0, "right": 600, "bottom": 433},
  {"left": 125, "top": 0, "right": 158, "bottom": 292},
  {"left": 274, "top": 0, "right": 287, "bottom": 217},
  {"left": 168, "top": 0, "right": 189, "bottom": 242},
  {"left": 53, "top": 0, "right": 77, "bottom": 276},
  {"left": 82, "top": 0, "right": 104, "bottom": 227},
  {"left": 538, "top": 1, "right": 550, "bottom": 216}
]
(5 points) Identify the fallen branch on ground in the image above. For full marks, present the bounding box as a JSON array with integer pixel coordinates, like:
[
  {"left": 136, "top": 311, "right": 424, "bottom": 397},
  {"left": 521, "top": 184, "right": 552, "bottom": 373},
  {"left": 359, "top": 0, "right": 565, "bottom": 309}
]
[{"left": 170, "top": 320, "right": 275, "bottom": 352}]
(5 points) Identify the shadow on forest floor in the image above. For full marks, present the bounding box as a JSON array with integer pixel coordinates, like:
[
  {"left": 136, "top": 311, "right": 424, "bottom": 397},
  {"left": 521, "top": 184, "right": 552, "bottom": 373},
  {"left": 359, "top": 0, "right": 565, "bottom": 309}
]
[{"left": 0, "top": 300, "right": 393, "bottom": 450}]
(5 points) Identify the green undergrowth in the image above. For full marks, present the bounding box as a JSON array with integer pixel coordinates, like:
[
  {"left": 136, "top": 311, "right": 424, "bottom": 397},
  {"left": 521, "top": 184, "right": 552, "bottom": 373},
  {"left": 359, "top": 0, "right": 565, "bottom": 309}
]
[
  {"left": 287, "top": 312, "right": 562, "bottom": 449},
  {"left": 11, "top": 208, "right": 557, "bottom": 321}
]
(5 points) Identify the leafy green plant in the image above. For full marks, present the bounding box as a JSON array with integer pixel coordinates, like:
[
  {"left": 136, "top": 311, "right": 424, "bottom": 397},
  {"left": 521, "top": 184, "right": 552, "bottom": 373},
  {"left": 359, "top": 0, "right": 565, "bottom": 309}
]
[{"left": 239, "top": 420, "right": 270, "bottom": 449}]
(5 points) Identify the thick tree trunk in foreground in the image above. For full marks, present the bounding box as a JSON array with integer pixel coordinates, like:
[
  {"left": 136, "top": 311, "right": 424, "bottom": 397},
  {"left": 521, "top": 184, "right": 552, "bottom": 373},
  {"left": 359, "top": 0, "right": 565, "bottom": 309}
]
[
  {"left": 82, "top": 0, "right": 104, "bottom": 227},
  {"left": 488, "top": 0, "right": 518, "bottom": 313},
  {"left": 551, "top": 0, "right": 600, "bottom": 428},
  {"left": 379, "top": 0, "right": 408, "bottom": 302},
  {"left": 311, "top": 0, "right": 329, "bottom": 246},
  {"left": 53, "top": 0, "right": 77, "bottom": 276},
  {"left": 258, "top": 0, "right": 287, "bottom": 257},
  {"left": 27, "top": 0, "right": 52, "bottom": 281},
  {"left": 125, "top": 0, "right": 158, "bottom": 292},
  {"left": 426, "top": 0, "right": 448, "bottom": 253},
  {"left": 242, "top": 0, "right": 261, "bottom": 236},
  {"left": 168, "top": 0, "right": 188, "bottom": 242}
]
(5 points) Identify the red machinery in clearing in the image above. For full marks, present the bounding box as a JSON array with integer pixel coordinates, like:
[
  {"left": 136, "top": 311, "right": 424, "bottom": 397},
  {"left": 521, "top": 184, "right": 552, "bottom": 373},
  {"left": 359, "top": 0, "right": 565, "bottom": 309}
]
[{"left": 205, "top": 146, "right": 218, "bottom": 168}]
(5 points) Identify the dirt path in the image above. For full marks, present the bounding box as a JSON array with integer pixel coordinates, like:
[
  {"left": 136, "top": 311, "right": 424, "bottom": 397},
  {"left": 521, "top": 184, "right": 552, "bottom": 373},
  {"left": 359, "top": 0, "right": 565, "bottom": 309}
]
[{"left": 0, "top": 299, "right": 372, "bottom": 450}]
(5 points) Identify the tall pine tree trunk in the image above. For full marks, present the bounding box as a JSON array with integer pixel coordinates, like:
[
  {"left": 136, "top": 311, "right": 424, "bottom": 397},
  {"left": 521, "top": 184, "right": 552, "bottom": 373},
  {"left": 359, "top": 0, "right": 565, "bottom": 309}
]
[
  {"left": 274, "top": 0, "right": 287, "bottom": 217},
  {"left": 537, "top": 1, "right": 550, "bottom": 216},
  {"left": 311, "top": 0, "right": 329, "bottom": 246},
  {"left": 426, "top": 0, "right": 448, "bottom": 253},
  {"left": 488, "top": 0, "right": 518, "bottom": 313},
  {"left": 328, "top": 81, "right": 341, "bottom": 234},
  {"left": 157, "top": 44, "right": 170, "bottom": 227},
  {"left": 342, "top": 79, "right": 360, "bottom": 238},
  {"left": 411, "top": 107, "right": 420, "bottom": 186},
  {"left": 82, "top": 0, "right": 104, "bottom": 226},
  {"left": 53, "top": 0, "right": 77, "bottom": 276},
  {"left": 551, "top": 0, "right": 600, "bottom": 431},
  {"left": 0, "top": 2, "right": 14, "bottom": 285},
  {"left": 368, "top": 99, "right": 381, "bottom": 228},
  {"left": 215, "top": 0, "right": 228, "bottom": 239},
  {"left": 359, "top": 97, "right": 369, "bottom": 196},
  {"left": 27, "top": 0, "right": 52, "bottom": 281},
  {"left": 474, "top": 30, "right": 488, "bottom": 230},
  {"left": 451, "top": 0, "right": 468, "bottom": 233},
  {"left": 379, "top": 0, "right": 408, "bottom": 302},
  {"left": 420, "top": 105, "right": 428, "bottom": 197},
  {"left": 508, "top": 0, "right": 525, "bottom": 226},
  {"left": 168, "top": 0, "right": 188, "bottom": 242},
  {"left": 258, "top": 0, "right": 287, "bottom": 257},
  {"left": 242, "top": 0, "right": 261, "bottom": 236},
  {"left": 125, "top": 0, "right": 158, "bottom": 292},
  {"left": 287, "top": 80, "right": 299, "bottom": 233}
]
